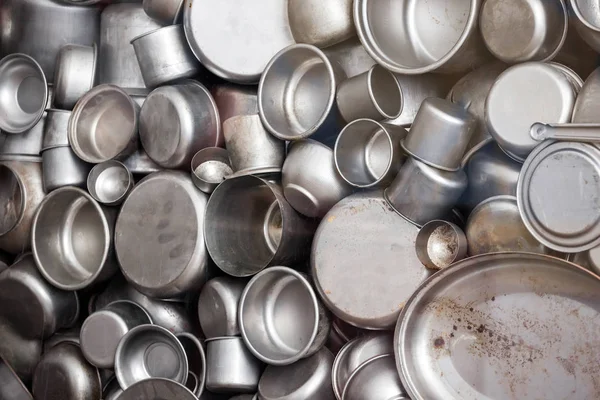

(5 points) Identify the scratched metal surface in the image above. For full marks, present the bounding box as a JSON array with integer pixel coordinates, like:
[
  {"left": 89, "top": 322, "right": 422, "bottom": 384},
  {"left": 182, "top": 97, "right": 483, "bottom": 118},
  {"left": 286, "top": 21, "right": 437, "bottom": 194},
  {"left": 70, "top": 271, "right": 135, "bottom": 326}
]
[{"left": 395, "top": 252, "right": 600, "bottom": 400}]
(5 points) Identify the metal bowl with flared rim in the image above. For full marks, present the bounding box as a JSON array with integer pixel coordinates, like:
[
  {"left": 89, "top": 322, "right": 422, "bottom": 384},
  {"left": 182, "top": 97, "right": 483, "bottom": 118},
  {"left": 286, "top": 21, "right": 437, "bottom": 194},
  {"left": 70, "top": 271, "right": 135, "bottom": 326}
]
[
  {"left": 0, "top": 355, "right": 32, "bottom": 400},
  {"left": 54, "top": 43, "right": 98, "bottom": 110},
  {"left": 42, "top": 146, "right": 93, "bottom": 193},
  {"left": 69, "top": 84, "right": 140, "bottom": 163},
  {"left": 191, "top": 147, "right": 233, "bottom": 194},
  {"left": 0, "top": 54, "right": 48, "bottom": 134},
  {"left": 258, "top": 44, "right": 345, "bottom": 142},
  {"left": 115, "top": 324, "right": 188, "bottom": 390},
  {"left": 80, "top": 300, "right": 152, "bottom": 370},
  {"left": 205, "top": 336, "right": 262, "bottom": 393},
  {"left": 332, "top": 334, "right": 394, "bottom": 400},
  {"left": 258, "top": 347, "right": 335, "bottom": 400},
  {"left": 32, "top": 342, "right": 102, "bottom": 400},
  {"left": 204, "top": 175, "right": 317, "bottom": 277},
  {"left": 239, "top": 266, "right": 330, "bottom": 366},
  {"left": 342, "top": 354, "right": 407, "bottom": 400},
  {"left": 118, "top": 378, "right": 197, "bottom": 400},
  {"left": 415, "top": 220, "right": 468, "bottom": 270},
  {"left": 395, "top": 253, "right": 600, "bottom": 400},
  {"left": 42, "top": 109, "right": 72, "bottom": 151},
  {"left": 569, "top": 0, "right": 600, "bottom": 53},
  {"left": 479, "top": 0, "right": 568, "bottom": 63},
  {"left": 354, "top": 0, "right": 490, "bottom": 74},
  {"left": 198, "top": 276, "right": 246, "bottom": 338},
  {"left": 143, "top": 0, "right": 184, "bottom": 25},
  {"left": 87, "top": 160, "right": 134, "bottom": 206},
  {"left": 334, "top": 119, "right": 407, "bottom": 188},
  {"left": 177, "top": 333, "right": 207, "bottom": 397},
  {"left": 32, "top": 186, "right": 117, "bottom": 291},
  {"left": 288, "top": 0, "right": 354, "bottom": 48}
]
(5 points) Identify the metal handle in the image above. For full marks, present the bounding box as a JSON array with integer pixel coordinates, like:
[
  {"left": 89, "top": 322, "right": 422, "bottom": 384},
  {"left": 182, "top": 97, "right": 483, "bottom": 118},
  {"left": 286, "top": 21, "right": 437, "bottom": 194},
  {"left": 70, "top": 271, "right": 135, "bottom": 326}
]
[{"left": 530, "top": 123, "right": 600, "bottom": 143}]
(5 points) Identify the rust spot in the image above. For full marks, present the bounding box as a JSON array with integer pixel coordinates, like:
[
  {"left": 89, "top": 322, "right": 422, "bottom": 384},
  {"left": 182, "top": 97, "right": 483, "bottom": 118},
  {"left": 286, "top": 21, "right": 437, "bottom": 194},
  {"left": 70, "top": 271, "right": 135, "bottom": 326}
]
[
  {"left": 492, "top": 296, "right": 496, "bottom": 301},
  {"left": 434, "top": 337, "right": 445, "bottom": 348},
  {"left": 453, "top": 325, "right": 458, "bottom": 331}
]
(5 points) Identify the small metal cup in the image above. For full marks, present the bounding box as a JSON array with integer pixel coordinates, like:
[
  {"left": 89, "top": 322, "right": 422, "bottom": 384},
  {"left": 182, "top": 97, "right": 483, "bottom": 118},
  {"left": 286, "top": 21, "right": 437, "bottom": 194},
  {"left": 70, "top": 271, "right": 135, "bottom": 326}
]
[
  {"left": 42, "top": 109, "right": 71, "bottom": 150},
  {"left": 191, "top": 147, "right": 233, "bottom": 194},
  {"left": 205, "top": 337, "right": 262, "bottom": 393},
  {"left": 401, "top": 97, "right": 477, "bottom": 172},
  {"left": 42, "top": 146, "right": 93, "bottom": 192},
  {"left": 53, "top": 44, "right": 97, "bottom": 110},
  {"left": 415, "top": 220, "right": 468, "bottom": 270},
  {"left": 87, "top": 160, "right": 134, "bottom": 206},
  {"left": 197, "top": 276, "right": 246, "bottom": 339},
  {"left": 143, "top": 0, "right": 184, "bottom": 25}
]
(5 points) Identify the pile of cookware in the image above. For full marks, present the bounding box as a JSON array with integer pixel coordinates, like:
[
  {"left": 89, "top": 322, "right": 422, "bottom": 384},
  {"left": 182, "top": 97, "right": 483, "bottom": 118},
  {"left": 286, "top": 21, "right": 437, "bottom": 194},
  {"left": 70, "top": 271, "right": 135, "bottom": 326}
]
[{"left": 0, "top": 0, "right": 599, "bottom": 399}]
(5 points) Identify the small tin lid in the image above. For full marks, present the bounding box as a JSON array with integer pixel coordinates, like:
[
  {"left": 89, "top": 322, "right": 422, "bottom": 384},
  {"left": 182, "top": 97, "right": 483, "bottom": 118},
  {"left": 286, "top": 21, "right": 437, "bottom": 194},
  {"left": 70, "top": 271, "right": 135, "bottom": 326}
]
[
  {"left": 486, "top": 62, "right": 577, "bottom": 161},
  {"left": 517, "top": 141, "right": 600, "bottom": 252}
]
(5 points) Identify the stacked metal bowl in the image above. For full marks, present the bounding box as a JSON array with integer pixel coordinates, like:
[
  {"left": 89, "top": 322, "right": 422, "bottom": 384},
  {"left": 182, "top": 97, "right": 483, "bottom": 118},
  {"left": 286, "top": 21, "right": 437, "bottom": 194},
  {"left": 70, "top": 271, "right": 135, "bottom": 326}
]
[{"left": 0, "top": 0, "right": 600, "bottom": 399}]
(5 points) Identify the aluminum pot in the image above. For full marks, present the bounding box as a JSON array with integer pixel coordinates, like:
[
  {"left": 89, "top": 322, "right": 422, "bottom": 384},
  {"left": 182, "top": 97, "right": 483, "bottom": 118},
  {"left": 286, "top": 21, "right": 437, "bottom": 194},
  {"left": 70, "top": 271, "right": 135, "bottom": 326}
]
[
  {"left": 0, "top": 254, "right": 80, "bottom": 340},
  {"left": 341, "top": 354, "right": 407, "bottom": 400},
  {"left": 191, "top": 147, "right": 233, "bottom": 194},
  {"left": 0, "top": 319, "right": 42, "bottom": 383},
  {"left": 197, "top": 276, "right": 247, "bottom": 339},
  {"left": 288, "top": 0, "right": 354, "bottom": 48},
  {"left": 43, "top": 326, "right": 82, "bottom": 354},
  {"left": 31, "top": 187, "right": 118, "bottom": 291},
  {"left": 53, "top": 44, "right": 97, "bottom": 110},
  {"left": 384, "top": 157, "right": 468, "bottom": 227},
  {"left": 140, "top": 80, "right": 222, "bottom": 169},
  {"left": 143, "top": 0, "right": 184, "bottom": 25},
  {"left": 69, "top": 84, "right": 140, "bottom": 164},
  {"left": 0, "top": 0, "right": 101, "bottom": 81},
  {"left": 415, "top": 220, "right": 468, "bottom": 270},
  {"left": 354, "top": 0, "right": 491, "bottom": 74},
  {"left": 324, "top": 37, "right": 377, "bottom": 79},
  {"left": 205, "top": 337, "right": 262, "bottom": 393},
  {"left": 0, "top": 158, "right": 45, "bottom": 254},
  {"left": 282, "top": 140, "right": 352, "bottom": 218},
  {"left": 41, "top": 146, "right": 93, "bottom": 193},
  {"left": 204, "top": 175, "right": 318, "bottom": 277},
  {"left": 87, "top": 160, "right": 134, "bottom": 206},
  {"left": 42, "top": 109, "right": 71, "bottom": 150},
  {"left": 211, "top": 84, "right": 258, "bottom": 125},
  {"left": 122, "top": 148, "right": 163, "bottom": 176},
  {"left": 0, "top": 355, "right": 32, "bottom": 400},
  {"left": 0, "top": 114, "right": 46, "bottom": 156},
  {"left": 99, "top": 3, "right": 162, "bottom": 89},
  {"left": 132, "top": 25, "right": 201, "bottom": 88},
  {"left": 570, "top": 0, "right": 600, "bottom": 53}
]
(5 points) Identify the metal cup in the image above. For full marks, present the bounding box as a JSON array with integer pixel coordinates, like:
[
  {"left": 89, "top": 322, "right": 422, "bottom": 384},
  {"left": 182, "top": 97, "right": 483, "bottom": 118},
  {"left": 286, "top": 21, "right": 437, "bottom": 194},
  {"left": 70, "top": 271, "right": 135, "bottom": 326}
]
[
  {"left": 415, "top": 220, "right": 468, "bottom": 270},
  {"left": 131, "top": 25, "right": 201, "bottom": 88},
  {"left": 211, "top": 84, "right": 258, "bottom": 126},
  {"left": 42, "top": 146, "right": 93, "bottom": 192},
  {"left": 204, "top": 175, "right": 318, "bottom": 277},
  {"left": 336, "top": 65, "right": 403, "bottom": 123},
  {"left": 401, "top": 97, "right": 477, "bottom": 172},
  {"left": 191, "top": 147, "right": 233, "bottom": 194},
  {"left": 53, "top": 44, "right": 97, "bottom": 110},
  {"left": 143, "top": 0, "right": 184, "bottom": 25},
  {"left": 0, "top": 113, "right": 46, "bottom": 157},
  {"left": 288, "top": 0, "right": 354, "bottom": 48},
  {"left": 42, "top": 109, "right": 71, "bottom": 150},
  {"left": 198, "top": 276, "right": 246, "bottom": 339},
  {"left": 122, "top": 148, "right": 163, "bottom": 176},
  {"left": 87, "top": 160, "right": 134, "bottom": 206},
  {"left": 334, "top": 119, "right": 407, "bottom": 188},
  {"left": 205, "top": 337, "right": 262, "bottom": 393}
]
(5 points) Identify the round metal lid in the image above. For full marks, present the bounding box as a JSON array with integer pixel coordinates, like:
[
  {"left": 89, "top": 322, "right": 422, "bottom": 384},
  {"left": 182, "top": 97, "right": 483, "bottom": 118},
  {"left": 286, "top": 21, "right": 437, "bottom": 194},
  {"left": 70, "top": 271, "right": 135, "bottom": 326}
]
[
  {"left": 311, "top": 191, "right": 432, "bottom": 330},
  {"left": 183, "top": 0, "right": 295, "bottom": 84},
  {"left": 395, "top": 253, "right": 600, "bottom": 400},
  {"left": 485, "top": 62, "right": 576, "bottom": 161},
  {"left": 115, "top": 171, "right": 209, "bottom": 298},
  {"left": 517, "top": 141, "right": 600, "bottom": 252}
]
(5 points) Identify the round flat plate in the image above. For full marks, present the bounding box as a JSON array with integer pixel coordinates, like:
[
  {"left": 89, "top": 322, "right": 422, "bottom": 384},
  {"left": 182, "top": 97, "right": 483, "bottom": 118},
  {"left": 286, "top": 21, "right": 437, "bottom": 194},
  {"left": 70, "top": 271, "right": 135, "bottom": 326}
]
[
  {"left": 395, "top": 253, "right": 600, "bottom": 400},
  {"left": 119, "top": 378, "right": 196, "bottom": 400},
  {"left": 517, "top": 141, "right": 600, "bottom": 252},
  {"left": 183, "top": 0, "right": 295, "bottom": 83},
  {"left": 311, "top": 191, "right": 432, "bottom": 330}
]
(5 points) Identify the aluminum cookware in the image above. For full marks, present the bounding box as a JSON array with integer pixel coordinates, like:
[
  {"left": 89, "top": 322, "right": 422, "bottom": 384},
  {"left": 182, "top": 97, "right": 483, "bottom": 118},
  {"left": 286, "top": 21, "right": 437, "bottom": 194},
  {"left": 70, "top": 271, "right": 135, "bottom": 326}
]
[
  {"left": 258, "top": 44, "right": 346, "bottom": 143},
  {"left": 0, "top": 356, "right": 32, "bottom": 400},
  {"left": 573, "top": 66, "right": 600, "bottom": 123},
  {"left": 0, "top": 319, "right": 42, "bottom": 382},
  {"left": 115, "top": 171, "right": 210, "bottom": 298},
  {"left": 288, "top": 0, "right": 353, "bottom": 48},
  {"left": 80, "top": 300, "right": 152, "bottom": 369},
  {"left": 402, "top": 98, "right": 476, "bottom": 172},
  {"left": 324, "top": 37, "right": 377, "bottom": 79},
  {"left": 198, "top": 276, "right": 246, "bottom": 339},
  {"left": 336, "top": 65, "right": 402, "bottom": 123},
  {"left": 69, "top": 84, "right": 140, "bottom": 164},
  {"left": 530, "top": 122, "right": 600, "bottom": 142},
  {"left": 99, "top": 3, "right": 162, "bottom": 89},
  {"left": 283, "top": 140, "right": 352, "bottom": 218},
  {"left": 53, "top": 44, "right": 97, "bottom": 110},
  {"left": 334, "top": 119, "right": 407, "bottom": 188},
  {"left": 183, "top": 0, "right": 295, "bottom": 84},
  {"left": 223, "top": 114, "right": 285, "bottom": 177},
  {"left": 87, "top": 160, "right": 134, "bottom": 206},
  {"left": 122, "top": 148, "right": 163, "bottom": 176},
  {"left": 354, "top": 0, "right": 491, "bottom": 74},
  {"left": 32, "top": 187, "right": 118, "bottom": 290},
  {"left": 0, "top": 0, "right": 101, "bottom": 81},
  {"left": 312, "top": 191, "right": 432, "bottom": 330},
  {"left": 332, "top": 334, "right": 394, "bottom": 400},
  {"left": 131, "top": 25, "right": 201, "bottom": 88},
  {"left": 395, "top": 253, "right": 600, "bottom": 400},
  {"left": 41, "top": 146, "right": 93, "bottom": 193},
  {"left": 239, "top": 267, "right": 330, "bottom": 365},
  {"left": 212, "top": 84, "right": 258, "bottom": 125},
  {"left": 42, "top": 109, "right": 71, "bottom": 150},
  {"left": 205, "top": 175, "right": 317, "bottom": 277},
  {"left": 177, "top": 333, "right": 207, "bottom": 397},
  {"left": 517, "top": 141, "right": 600, "bottom": 252},
  {"left": 140, "top": 80, "right": 221, "bottom": 169},
  {"left": 480, "top": 0, "right": 568, "bottom": 63},
  {"left": 32, "top": 342, "right": 101, "bottom": 400},
  {"left": 119, "top": 378, "right": 198, "bottom": 400},
  {"left": 143, "top": 0, "right": 184, "bottom": 25},
  {"left": 0, "top": 115, "right": 45, "bottom": 156},
  {"left": 384, "top": 157, "right": 468, "bottom": 227},
  {"left": 415, "top": 220, "right": 468, "bottom": 270},
  {"left": 485, "top": 62, "right": 581, "bottom": 162},
  {"left": 570, "top": 0, "right": 600, "bottom": 53},
  {"left": 0, "top": 54, "right": 48, "bottom": 134},
  {"left": 205, "top": 337, "right": 262, "bottom": 393},
  {"left": 43, "top": 326, "right": 82, "bottom": 353},
  {"left": 258, "top": 347, "right": 335, "bottom": 400},
  {"left": 191, "top": 147, "right": 233, "bottom": 193},
  {"left": 342, "top": 354, "right": 407, "bottom": 400},
  {"left": 115, "top": 324, "right": 188, "bottom": 390},
  {"left": 0, "top": 158, "right": 44, "bottom": 254}
]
